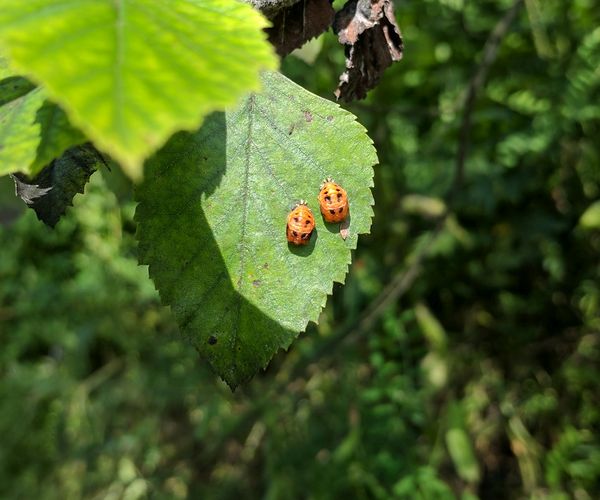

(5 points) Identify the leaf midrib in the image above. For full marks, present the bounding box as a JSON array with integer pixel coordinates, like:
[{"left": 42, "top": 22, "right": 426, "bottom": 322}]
[
  {"left": 229, "top": 95, "right": 256, "bottom": 366},
  {"left": 113, "top": 0, "right": 126, "bottom": 140}
]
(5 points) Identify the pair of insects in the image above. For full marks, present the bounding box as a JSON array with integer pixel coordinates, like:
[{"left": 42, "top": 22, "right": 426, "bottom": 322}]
[{"left": 286, "top": 178, "right": 349, "bottom": 246}]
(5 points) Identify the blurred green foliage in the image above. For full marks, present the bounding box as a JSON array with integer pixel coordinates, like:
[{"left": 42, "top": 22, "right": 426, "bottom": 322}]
[{"left": 1, "top": 0, "right": 599, "bottom": 498}]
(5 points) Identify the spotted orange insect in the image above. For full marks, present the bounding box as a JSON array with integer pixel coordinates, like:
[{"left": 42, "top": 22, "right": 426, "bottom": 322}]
[
  {"left": 318, "top": 177, "right": 349, "bottom": 223},
  {"left": 286, "top": 201, "right": 315, "bottom": 245}
]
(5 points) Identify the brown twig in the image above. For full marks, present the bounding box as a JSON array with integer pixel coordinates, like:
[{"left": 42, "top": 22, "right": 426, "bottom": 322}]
[{"left": 452, "top": 0, "right": 524, "bottom": 195}]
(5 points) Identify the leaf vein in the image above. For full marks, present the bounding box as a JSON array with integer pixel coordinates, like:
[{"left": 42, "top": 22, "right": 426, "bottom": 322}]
[
  {"left": 229, "top": 95, "right": 257, "bottom": 368},
  {"left": 113, "top": 0, "right": 125, "bottom": 139},
  {"left": 253, "top": 103, "right": 329, "bottom": 179}
]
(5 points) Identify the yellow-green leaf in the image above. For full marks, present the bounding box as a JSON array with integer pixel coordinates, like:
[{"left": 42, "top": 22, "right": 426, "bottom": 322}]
[
  {"left": 0, "top": 74, "right": 85, "bottom": 177},
  {"left": 0, "top": 86, "right": 45, "bottom": 176},
  {"left": 0, "top": 0, "right": 278, "bottom": 179}
]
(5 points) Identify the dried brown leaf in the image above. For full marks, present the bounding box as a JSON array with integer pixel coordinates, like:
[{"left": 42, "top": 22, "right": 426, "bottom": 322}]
[
  {"left": 340, "top": 218, "right": 350, "bottom": 240},
  {"left": 334, "top": 0, "right": 403, "bottom": 101},
  {"left": 265, "top": 0, "right": 334, "bottom": 56}
]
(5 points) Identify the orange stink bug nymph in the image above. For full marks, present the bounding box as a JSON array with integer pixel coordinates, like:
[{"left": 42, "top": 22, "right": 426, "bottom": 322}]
[
  {"left": 318, "top": 177, "right": 349, "bottom": 223},
  {"left": 286, "top": 201, "right": 315, "bottom": 245}
]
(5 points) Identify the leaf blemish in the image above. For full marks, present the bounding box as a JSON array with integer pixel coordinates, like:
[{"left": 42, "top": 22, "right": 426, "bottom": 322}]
[
  {"left": 208, "top": 335, "right": 218, "bottom": 345},
  {"left": 304, "top": 110, "right": 313, "bottom": 122},
  {"left": 252, "top": 280, "right": 261, "bottom": 287}
]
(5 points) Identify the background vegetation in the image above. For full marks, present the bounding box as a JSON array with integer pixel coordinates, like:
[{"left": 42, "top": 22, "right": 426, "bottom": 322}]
[{"left": 1, "top": 0, "right": 599, "bottom": 498}]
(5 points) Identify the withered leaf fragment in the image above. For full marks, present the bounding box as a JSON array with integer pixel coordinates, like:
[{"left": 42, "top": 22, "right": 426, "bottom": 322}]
[
  {"left": 334, "top": 0, "right": 403, "bottom": 101},
  {"left": 265, "top": 0, "right": 335, "bottom": 56},
  {"left": 11, "top": 144, "right": 102, "bottom": 227}
]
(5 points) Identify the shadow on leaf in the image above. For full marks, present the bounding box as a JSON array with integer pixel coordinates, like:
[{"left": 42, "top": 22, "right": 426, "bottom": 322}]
[
  {"left": 136, "top": 112, "right": 296, "bottom": 390},
  {"left": 288, "top": 229, "right": 318, "bottom": 256}
]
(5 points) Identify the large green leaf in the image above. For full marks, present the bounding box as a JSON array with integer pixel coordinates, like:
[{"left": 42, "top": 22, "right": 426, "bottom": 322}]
[
  {"left": 136, "top": 71, "right": 377, "bottom": 388},
  {"left": 0, "top": 0, "right": 278, "bottom": 179}
]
